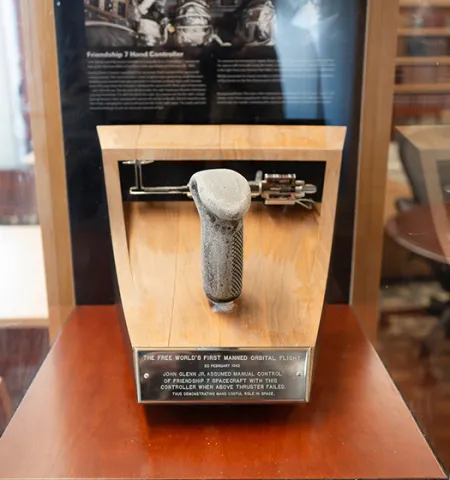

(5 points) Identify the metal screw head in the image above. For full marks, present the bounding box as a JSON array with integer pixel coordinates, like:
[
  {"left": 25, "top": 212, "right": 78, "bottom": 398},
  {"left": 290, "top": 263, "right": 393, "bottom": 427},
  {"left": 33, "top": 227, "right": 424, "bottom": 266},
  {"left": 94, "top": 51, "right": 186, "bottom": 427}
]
[
  {"left": 143, "top": 373, "right": 150, "bottom": 380},
  {"left": 296, "top": 372, "right": 302, "bottom": 377}
]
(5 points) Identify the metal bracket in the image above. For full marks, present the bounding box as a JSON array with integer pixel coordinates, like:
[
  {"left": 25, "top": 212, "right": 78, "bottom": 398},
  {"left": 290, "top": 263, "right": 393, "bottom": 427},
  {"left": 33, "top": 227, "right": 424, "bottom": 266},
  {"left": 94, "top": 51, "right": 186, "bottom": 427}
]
[
  {"left": 249, "top": 173, "right": 317, "bottom": 207},
  {"left": 123, "top": 160, "right": 192, "bottom": 197},
  {"left": 124, "top": 161, "right": 317, "bottom": 207}
]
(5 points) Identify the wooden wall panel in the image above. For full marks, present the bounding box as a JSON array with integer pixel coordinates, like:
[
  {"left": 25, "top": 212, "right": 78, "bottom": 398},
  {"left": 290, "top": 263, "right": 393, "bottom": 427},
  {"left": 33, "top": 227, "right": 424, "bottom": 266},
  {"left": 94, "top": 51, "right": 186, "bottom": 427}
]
[
  {"left": 19, "top": 0, "right": 74, "bottom": 340},
  {"left": 351, "top": 0, "right": 399, "bottom": 340}
]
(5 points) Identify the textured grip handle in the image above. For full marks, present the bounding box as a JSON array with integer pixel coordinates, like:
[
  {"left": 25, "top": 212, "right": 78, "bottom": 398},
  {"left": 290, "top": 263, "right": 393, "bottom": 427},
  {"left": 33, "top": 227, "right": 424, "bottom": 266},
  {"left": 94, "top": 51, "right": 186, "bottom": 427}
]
[
  {"left": 199, "top": 212, "right": 244, "bottom": 303},
  {"left": 189, "top": 169, "right": 251, "bottom": 304}
]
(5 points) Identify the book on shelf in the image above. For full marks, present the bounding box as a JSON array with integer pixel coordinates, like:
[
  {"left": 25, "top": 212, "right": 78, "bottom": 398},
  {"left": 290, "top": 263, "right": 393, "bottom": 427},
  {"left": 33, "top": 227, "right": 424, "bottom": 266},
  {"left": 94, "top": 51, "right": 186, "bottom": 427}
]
[
  {"left": 400, "top": 6, "right": 450, "bottom": 29},
  {"left": 396, "top": 64, "right": 450, "bottom": 83},
  {"left": 393, "top": 93, "right": 450, "bottom": 125},
  {"left": 398, "top": 36, "right": 450, "bottom": 56},
  {"left": 394, "top": 4, "right": 450, "bottom": 131}
]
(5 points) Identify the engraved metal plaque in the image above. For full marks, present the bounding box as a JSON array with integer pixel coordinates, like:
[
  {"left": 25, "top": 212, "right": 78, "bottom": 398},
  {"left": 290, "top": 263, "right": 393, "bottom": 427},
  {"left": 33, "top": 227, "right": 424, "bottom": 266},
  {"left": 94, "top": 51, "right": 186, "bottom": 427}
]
[{"left": 134, "top": 348, "right": 311, "bottom": 403}]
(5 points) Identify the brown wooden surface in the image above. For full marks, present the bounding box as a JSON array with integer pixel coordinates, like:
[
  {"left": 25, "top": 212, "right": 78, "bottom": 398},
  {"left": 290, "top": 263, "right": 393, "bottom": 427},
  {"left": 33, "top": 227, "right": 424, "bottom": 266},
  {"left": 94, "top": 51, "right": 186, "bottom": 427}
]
[
  {"left": 125, "top": 201, "right": 321, "bottom": 349},
  {"left": 386, "top": 203, "right": 450, "bottom": 264},
  {"left": 400, "top": 0, "right": 450, "bottom": 6},
  {"left": 395, "top": 83, "right": 450, "bottom": 93},
  {"left": 97, "top": 125, "right": 347, "bottom": 161},
  {"left": 19, "top": 0, "right": 75, "bottom": 340},
  {"left": 100, "top": 126, "right": 343, "bottom": 387},
  {"left": 352, "top": 0, "right": 399, "bottom": 341},
  {"left": 397, "top": 56, "right": 450, "bottom": 65},
  {"left": 0, "top": 305, "right": 445, "bottom": 480}
]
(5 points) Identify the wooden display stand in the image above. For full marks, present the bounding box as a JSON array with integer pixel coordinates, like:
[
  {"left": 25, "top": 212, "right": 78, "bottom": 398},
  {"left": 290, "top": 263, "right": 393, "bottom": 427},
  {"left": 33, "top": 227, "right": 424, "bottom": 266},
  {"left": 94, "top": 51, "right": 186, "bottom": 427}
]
[{"left": 97, "top": 125, "right": 345, "bottom": 403}]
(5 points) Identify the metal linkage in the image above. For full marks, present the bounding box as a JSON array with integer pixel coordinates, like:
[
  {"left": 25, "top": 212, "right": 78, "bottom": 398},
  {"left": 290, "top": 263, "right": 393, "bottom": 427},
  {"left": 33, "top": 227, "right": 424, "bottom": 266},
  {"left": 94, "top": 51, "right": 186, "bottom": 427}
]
[
  {"left": 124, "top": 161, "right": 317, "bottom": 208},
  {"left": 249, "top": 173, "right": 317, "bottom": 208}
]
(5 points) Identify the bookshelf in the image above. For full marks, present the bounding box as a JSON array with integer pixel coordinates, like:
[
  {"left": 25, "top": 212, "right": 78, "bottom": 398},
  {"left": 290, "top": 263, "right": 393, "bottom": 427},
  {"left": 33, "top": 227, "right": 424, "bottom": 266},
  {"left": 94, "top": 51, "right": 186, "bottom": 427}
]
[
  {"left": 399, "top": 27, "right": 450, "bottom": 36},
  {"left": 395, "top": 83, "right": 450, "bottom": 92},
  {"left": 400, "top": 0, "right": 450, "bottom": 6},
  {"left": 396, "top": 56, "right": 450, "bottom": 64},
  {"left": 394, "top": 1, "right": 450, "bottom": 130}
]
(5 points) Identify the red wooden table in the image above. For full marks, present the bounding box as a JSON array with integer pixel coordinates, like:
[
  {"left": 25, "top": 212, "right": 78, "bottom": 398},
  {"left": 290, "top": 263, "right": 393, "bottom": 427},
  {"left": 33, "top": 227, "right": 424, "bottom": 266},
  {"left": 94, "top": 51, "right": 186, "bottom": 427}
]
[{"left": 0, "top": 305, "right": 445, "bottom": 480}]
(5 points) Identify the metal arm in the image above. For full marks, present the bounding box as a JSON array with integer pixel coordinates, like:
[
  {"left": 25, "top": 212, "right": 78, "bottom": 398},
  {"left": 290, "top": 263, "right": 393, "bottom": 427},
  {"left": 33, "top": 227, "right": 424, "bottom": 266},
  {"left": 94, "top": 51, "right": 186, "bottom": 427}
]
[{"left": 123, "top": 160, "right": 317, "bottom": 208}]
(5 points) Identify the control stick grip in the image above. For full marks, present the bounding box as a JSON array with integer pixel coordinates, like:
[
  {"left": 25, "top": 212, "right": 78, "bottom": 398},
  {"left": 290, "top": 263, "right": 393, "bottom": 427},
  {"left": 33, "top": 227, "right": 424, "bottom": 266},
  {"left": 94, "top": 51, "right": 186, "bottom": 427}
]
[{"left": 189, "top": 169, "right": 251, "bottom": 304}]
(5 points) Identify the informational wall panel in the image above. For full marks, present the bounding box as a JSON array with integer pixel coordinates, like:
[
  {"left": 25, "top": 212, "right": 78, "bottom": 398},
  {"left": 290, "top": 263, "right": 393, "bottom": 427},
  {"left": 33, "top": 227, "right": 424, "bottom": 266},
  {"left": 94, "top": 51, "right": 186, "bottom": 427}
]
[{"left": 55, "top": 0, "right": 366, "bottom": 304}]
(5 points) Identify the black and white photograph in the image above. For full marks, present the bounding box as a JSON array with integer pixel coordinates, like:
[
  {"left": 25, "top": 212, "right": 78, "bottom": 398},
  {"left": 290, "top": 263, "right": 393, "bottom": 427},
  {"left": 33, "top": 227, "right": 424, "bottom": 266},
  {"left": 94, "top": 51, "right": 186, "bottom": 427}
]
[
  {"left": 83, "top": 0, "right": 360, "bottom": 128},
  {"left": 84, "top": 0, "right": 276, "bottom": 48}
]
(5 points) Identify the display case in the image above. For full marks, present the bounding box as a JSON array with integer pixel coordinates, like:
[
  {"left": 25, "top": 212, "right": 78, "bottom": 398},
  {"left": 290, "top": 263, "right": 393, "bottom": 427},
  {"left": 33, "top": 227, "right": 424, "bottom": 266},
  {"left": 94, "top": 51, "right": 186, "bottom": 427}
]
[{"left": 0, "top": 0, "right": 447, "bottom": 479}]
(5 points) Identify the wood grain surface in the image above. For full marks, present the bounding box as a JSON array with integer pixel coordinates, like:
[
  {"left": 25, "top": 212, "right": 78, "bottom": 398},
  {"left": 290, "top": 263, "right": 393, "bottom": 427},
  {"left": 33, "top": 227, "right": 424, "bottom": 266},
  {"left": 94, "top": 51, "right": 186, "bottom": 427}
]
[
  {"left": 19, "top": 0, "right": 74, "bottom": 340},
  {"left": 97, "top": 125, "right": 347, "bottom": 161},
  {"left": 0, "top": 305, "right": 444, "bottom": 480},
  {"left": 399, "top": 0, "right": 450, "bottom": 6},
  {"left": 351, "top": 0, "right": 399, "bottom": 341},
  {"left": 100, "top": 125, "right": 344, "bottom": 360},
  {"left": 125, "top": 201, "right": 320, "bottom": 348}
]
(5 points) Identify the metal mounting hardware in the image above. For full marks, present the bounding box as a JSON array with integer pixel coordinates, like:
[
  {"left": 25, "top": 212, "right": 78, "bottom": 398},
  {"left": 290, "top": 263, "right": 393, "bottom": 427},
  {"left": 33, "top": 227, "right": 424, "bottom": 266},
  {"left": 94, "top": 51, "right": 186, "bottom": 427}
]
[
  {"left": 249, "top": 173, "right": 317, "bottom": 207},
  {"left": 123, "top": 160, "right": 192, "bottom": 197},
  {"left": 124, "top": 161, "right": 317, "bottom": 207}
]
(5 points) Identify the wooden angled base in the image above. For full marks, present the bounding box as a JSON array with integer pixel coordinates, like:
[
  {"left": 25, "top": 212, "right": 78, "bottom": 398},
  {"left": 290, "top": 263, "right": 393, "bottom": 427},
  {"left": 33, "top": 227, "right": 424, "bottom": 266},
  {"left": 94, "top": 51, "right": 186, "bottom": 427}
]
[{"left": 98, "top": 125, "right": 345, "bottom": 403}]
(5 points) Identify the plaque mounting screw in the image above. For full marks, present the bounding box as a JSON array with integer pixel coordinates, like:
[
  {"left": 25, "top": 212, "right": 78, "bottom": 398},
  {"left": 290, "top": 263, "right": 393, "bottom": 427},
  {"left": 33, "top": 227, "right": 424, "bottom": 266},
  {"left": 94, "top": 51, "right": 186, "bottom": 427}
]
[
  {"left": 143, "top": 373, "right": 150, "bottom": 380},
  {"left": 296, "top": 372, "right": 302, "bottom": 377}
]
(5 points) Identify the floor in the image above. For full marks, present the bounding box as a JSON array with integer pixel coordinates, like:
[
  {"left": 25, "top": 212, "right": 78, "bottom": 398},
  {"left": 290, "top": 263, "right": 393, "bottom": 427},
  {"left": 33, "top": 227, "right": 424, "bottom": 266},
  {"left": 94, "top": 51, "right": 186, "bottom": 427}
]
[
  {"left": 0, "top": 327, "right": 49, "bottom": 435},
  {"left": 379, "top": 281, "right": 450, "bottom": 471}
]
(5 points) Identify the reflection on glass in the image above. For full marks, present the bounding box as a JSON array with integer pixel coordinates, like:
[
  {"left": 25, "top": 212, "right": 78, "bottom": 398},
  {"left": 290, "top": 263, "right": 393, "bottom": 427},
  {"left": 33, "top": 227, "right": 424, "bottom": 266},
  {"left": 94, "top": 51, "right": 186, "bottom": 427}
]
[
  {"left": 0, "top": 0, "right": 49, "bottom": 437},
  {"left": 379, "top": 0, "right": 450, "bottom": 472},
  {"left": 275, "top": 0, "right": 358, "bottom": 125}
]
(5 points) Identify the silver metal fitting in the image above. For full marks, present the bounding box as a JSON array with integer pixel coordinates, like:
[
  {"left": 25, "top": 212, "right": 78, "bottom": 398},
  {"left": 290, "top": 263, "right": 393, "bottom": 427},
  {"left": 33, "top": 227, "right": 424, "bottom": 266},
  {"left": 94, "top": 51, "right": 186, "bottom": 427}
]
[
  {"left": 249, "top": 172, "right": 317, "bottom": 206},
  {"left": 125, "top": 162, "right": 316, "bottom": 208}
]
